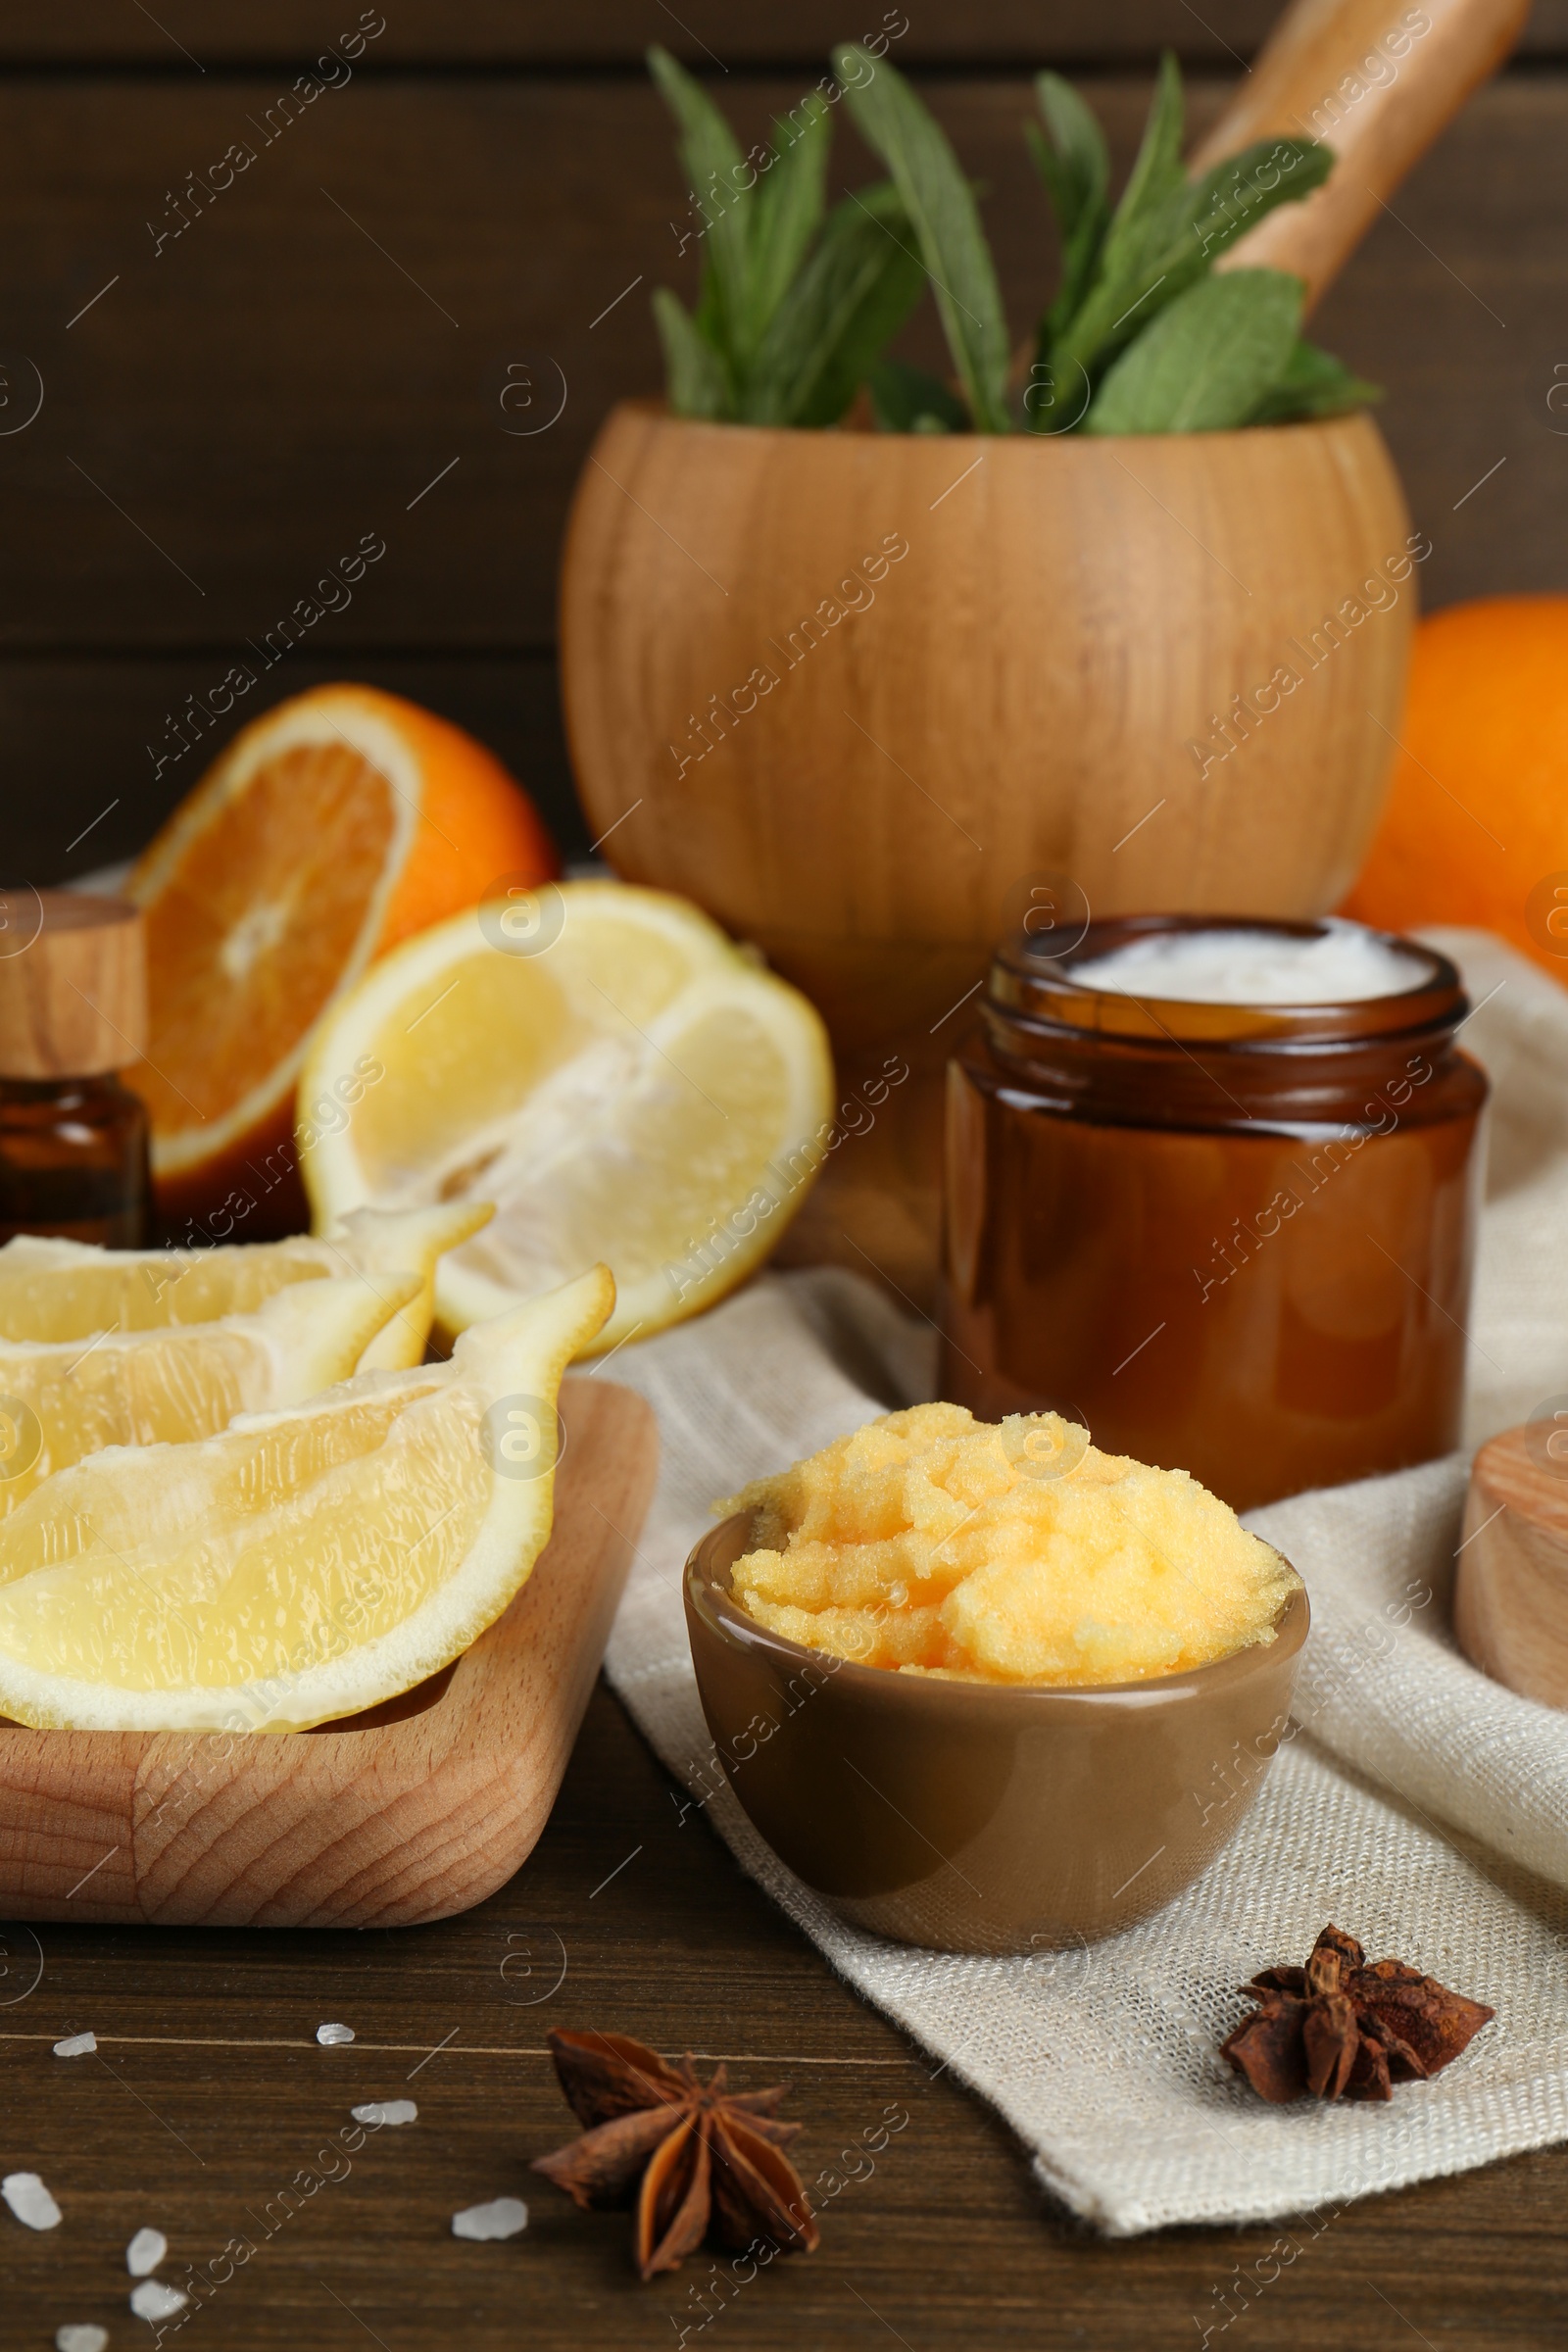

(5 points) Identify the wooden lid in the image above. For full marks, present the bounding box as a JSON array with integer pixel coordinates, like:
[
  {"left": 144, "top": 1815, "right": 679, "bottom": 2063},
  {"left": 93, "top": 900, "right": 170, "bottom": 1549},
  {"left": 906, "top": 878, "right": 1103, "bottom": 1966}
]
[
  {"left": 0, "top": 890, "right": 147, "bottom": 1078},
  {"left": 1455, "top": 1422, "right": 1568, "bottom": 1710}
]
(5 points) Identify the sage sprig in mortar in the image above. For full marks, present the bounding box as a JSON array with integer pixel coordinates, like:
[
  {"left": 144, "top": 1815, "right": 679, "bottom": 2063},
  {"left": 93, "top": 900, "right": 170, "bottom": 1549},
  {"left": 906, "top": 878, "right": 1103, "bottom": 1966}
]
[
  {"left": 651, "top": 41, "right": 1378, "bottom": 437},
  {"left": 647, "top": 46, "right": 925, "bottom": 428},
  {"left": 837, "top": 43, "right": 1378, "bottom": 434}
]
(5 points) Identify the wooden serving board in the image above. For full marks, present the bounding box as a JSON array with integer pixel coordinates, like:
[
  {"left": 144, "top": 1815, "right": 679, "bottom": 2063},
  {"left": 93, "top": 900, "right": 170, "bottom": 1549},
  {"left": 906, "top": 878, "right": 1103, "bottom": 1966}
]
[{"left": 0, "top": 1376, "right": 658, "bottom": 1929}]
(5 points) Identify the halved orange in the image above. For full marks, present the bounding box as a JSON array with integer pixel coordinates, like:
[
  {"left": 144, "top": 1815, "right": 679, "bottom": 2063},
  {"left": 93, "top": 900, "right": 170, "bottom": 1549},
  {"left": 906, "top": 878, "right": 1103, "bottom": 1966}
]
[{"left": 127, "top": 685, "right": 559, "bottom": 1239}]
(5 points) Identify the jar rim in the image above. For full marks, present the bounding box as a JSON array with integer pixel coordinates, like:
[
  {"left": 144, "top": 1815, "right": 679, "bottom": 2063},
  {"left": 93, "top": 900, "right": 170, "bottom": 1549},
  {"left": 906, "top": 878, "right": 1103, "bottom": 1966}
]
[{"left": 992, "top": 914, "right": 1467, "bottom": 1048}]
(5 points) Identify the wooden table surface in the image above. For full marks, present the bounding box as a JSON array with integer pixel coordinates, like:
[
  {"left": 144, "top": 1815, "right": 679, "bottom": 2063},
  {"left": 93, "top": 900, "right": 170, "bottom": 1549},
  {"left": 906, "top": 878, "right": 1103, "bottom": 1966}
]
[{"left": 1, "top": 1677, "right": 1561, "bottom": 2352}]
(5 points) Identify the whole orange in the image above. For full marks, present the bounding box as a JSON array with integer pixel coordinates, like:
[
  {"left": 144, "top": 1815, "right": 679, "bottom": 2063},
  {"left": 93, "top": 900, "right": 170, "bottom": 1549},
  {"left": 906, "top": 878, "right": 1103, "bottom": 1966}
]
[
  {"left": 128, "top": 683, "right": 560, "bottom": 1240},
  {"left": 1343, "top": 597, "right": 1568, "bottom": 979}
]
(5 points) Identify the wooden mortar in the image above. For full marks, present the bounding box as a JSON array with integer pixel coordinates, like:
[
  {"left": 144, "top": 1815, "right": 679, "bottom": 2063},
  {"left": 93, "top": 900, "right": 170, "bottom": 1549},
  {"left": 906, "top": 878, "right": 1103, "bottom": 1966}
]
[
  {"left": 559, "top": 0, "right": 1526, "bottom": 1301},
  {"left": 564, "top": 412, "right": 1412, "bottom": 1288}
]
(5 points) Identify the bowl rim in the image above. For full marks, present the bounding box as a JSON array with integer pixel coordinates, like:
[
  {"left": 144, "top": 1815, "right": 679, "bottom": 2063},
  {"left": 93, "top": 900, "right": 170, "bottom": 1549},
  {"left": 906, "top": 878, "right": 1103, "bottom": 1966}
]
[{"left": 686, "top": 1511, "right": 1310, "bottom": 1712}]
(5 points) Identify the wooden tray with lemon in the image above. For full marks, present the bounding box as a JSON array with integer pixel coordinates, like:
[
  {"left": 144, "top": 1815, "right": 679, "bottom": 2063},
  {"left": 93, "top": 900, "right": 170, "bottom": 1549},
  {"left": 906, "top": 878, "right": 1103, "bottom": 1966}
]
[
  {"left": 0, "top": 1221, "right": 654, "bottom": 1927},
  {"left": 0, "top": 692, "right": 834, "bottom": 1925}
]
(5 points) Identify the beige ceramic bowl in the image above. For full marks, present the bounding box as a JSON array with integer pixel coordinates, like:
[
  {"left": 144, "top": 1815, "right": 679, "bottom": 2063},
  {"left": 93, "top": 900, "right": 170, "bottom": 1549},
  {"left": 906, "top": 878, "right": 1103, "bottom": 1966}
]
[{"left": 685, "top": 1513, "right": 1308, "bottom": 1955}]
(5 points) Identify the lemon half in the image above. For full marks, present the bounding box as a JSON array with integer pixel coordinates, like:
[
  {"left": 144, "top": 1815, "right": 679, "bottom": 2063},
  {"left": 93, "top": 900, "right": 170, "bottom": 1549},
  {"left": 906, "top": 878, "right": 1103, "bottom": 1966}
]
[{"left": 298, "top": 883, "right": 834, "bottom": 1352}]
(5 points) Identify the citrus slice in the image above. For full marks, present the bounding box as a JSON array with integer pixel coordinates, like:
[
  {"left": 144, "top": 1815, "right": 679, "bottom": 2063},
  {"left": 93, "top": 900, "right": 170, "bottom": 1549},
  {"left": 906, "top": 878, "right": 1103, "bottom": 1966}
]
[
  {"left": 127, "top": 684, "right": 559, "bottom": 1238},
  {"left": 0, "top": 1265, "right": 612, "bottom": 1732},
  {"left": 0, "top": 1272, "right": 415, "bottom": 1517},
  {"left": 0, "top": 1201, "right": 491, "bottom": 1373},
  {"left": 298, "top": 882, "right": 835, "bottom": 1352}
]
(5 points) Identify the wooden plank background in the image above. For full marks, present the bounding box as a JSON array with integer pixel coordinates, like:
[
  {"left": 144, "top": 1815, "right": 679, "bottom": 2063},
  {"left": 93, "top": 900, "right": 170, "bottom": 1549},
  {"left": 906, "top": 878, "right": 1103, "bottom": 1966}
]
[{"left": 0, "top": 2, "right": 1561, "bottom": 882}]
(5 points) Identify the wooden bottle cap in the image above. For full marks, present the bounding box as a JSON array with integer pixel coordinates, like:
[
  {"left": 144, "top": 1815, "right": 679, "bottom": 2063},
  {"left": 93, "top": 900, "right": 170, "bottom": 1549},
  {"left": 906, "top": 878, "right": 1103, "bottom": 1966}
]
[{"left": 0, "top": 889, "right": 147, "bottom": 1079}]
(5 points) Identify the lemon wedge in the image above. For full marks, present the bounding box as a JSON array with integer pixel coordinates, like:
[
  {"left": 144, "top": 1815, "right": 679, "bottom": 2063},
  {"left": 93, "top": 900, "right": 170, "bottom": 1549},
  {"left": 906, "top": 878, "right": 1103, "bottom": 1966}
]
[
  {"left": 0, "top": 1274, "right": 416, "bottom": 1517},
  {"left": 298, "top": 882, "right": 834, "bottom": 1352},
  {"left": 0, "top": 1264, "right": 613, "bottom": 1732},
  {"left": 0, "top": 1201, "right": 490, "bottom": 1372}
]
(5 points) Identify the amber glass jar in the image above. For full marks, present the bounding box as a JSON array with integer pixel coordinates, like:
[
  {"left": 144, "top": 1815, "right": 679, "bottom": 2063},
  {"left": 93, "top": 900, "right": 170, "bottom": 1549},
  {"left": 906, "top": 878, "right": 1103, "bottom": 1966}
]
[
  {"left": 0, "top": 891, "right": 151, "bottom": 1247},
  {"left": 0, "top": 1074, "right": 150, "bottom": 1247},
  {"left": 941, "top": 916, "right": 1489, "bottom": 1511}
]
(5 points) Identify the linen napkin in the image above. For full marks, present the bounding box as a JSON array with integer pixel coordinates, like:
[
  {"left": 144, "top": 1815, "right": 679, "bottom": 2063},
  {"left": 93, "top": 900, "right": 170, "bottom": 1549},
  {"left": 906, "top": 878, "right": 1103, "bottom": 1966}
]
[{"left": 601, "top": 928, "right": 1568, "bottom": 2233}]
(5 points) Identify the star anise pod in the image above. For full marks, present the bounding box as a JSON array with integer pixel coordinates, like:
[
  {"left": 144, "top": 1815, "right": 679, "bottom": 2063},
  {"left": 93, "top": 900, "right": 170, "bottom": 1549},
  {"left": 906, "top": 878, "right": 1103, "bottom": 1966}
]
[
  {"left": 1222, "top": 1924, "right": 1494, "bottom": 2104},
  {"left": 529, "top": 2028, "right": 820, "bottom": 2278}
]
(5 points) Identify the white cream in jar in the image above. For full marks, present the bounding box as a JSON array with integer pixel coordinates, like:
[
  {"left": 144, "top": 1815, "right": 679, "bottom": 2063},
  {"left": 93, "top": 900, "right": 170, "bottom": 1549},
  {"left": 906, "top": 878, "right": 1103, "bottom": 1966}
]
[{"left": 1066, "top": 918, "right": 1428, "bottom": 1006}]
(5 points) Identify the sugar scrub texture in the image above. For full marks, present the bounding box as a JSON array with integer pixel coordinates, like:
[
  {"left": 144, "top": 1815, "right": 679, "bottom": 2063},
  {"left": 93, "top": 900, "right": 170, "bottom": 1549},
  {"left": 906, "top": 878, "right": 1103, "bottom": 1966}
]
[
  {"left": 719, "top": 1403, "right": 1298, "bottom": 1686},
  {"left": 1068, "top": 919, "right": 1427, "bottom": 1005}
]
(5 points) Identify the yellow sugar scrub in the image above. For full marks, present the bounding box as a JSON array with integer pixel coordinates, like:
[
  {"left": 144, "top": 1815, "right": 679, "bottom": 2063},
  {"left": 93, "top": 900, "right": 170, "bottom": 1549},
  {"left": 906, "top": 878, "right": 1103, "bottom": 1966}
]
[{"left": 716, "top": 1402, "right": 1299, "bottom": 1687}]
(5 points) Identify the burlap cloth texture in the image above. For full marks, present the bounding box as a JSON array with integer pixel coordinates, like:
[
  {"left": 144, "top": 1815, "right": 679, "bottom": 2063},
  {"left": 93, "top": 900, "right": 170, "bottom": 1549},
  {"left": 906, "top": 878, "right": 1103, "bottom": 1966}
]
[{"left": 601, "top": 929, "right": 1568, "bottom": 2233}]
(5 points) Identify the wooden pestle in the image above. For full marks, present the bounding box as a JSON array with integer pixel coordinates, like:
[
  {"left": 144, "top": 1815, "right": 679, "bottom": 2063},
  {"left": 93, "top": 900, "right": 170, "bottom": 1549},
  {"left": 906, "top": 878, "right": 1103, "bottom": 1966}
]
[{"left": 1192, "top": 0, "right": 1532, "bottom": 308}]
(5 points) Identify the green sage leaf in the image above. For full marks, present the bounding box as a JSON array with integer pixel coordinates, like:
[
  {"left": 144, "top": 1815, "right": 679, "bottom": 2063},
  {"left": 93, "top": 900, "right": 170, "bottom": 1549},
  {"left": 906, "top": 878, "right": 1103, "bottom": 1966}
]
[
  {"left": 1057, "top": 134, "right": 1329, "bottom": 384},
  {"left": 1248, "top": 337, "right": 1382, "bottom": 423},
  {"left": 1051, "top": 57, "right": 1193, "bottom": 384},
  {"left": 1028, "top": 72, "right": 1110, "bottom": 340},
  {"left": 652, "top": 287, "right": 731, "bottom": 420},
  {"left": 1028, "top": 73, "right": 1109, "bottom": 246},
  {"left": 868, "top": 357, "right": 968, "bottom": 433},
  {"left": 1084, "top": 269, "right": 1304, "bottom": 435},
  {"left": 743, "top": 91, "right": 832, "bottom": 363},
  {"left": 647, "top": 47, "right": 753, "bottom": 365},
  {"left": 1185, "top": 139, "right": 1335, "bottom": 273},
  {"left": 835, "top": 43, "right": 1011, "bottom": 435},
  {"left": 745, "top": 184, "right": 926, "bottom": 428},
  {"left": 1100, "top": 51, "right": 1186, "bottom": 272}
]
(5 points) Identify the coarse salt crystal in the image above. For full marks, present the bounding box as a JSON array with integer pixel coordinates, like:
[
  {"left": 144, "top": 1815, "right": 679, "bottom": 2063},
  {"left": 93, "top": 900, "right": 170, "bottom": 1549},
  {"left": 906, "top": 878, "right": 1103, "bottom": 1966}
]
[
  {"left": 127, "top": 2226, "right": 168, "bottom": 2277},
  {"left": 350, "top": 2099, "right": 416, "bottom": 2128},
  {"left": 317, "top": 2022, "right": 355, "bottom": 2046},
  {"left": 3, "top": 2173, "right": 62, "bottom": 2230},
  {"left": 56, "top": 2328, "right": 108, "bottom": 2352},
  {"left": 53, "top": 2032, "right": 96, "bottom": 2058},
  {"left": 452, "top": 2196, "right": 527, "bottom": 2242},
  {"left": 129, "top": 2281, "right": 187, "bottom": 2323}
]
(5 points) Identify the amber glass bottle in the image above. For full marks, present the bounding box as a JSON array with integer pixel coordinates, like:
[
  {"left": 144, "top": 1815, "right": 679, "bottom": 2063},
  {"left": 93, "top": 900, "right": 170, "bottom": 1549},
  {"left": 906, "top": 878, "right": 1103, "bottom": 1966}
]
[
  {"left": 941, "top": 916, "right": 1489, "bottom": 1512},
  {"left": 0, "top": 891, "right": 151, "bottom": 1247}
]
